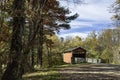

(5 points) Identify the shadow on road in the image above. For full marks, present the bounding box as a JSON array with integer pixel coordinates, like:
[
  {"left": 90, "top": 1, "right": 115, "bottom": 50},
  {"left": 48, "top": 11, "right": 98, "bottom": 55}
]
[{"left": 24, "top": 64, "right": 120, "bottom": 80}]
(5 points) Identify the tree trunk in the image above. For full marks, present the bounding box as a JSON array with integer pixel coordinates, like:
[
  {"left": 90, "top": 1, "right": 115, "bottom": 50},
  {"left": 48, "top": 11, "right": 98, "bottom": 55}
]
[
  {"left": 0, "top": 61, "right": 2, "bottom": 78},
  {"left": 31, "top": 48, "right": 35, "bottom": 68},
  {"left": 0, "top": 1, "right": 4, "bottom": 32},
  {"left": 46, "top": 43, "right": 52, "bottom": 67},
  {"left": 37, "top": 23, "right": 44, "bottom": 68},
  {"left": 28, "top": 22, "right": 35, "bottom": 70},
  {"left": 1, "top": 0, "right": 25, "bottom": 80},
  {"left": 29, "top": 46, "right": 35, "bottom": 70}
]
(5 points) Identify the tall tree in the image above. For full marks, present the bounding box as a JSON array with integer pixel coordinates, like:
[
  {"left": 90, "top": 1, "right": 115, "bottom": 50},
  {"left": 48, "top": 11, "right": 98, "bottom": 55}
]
[
  {"left": 1, "top": 0, "right": 25, "bottom": 80},
  {"left": 32, "top": 0, "right": 78, "bottom": 67}
]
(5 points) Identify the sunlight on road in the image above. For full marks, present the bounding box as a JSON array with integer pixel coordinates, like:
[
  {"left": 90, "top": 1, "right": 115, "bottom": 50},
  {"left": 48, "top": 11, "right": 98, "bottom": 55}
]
[
  {"left": 23, "top": 71, "right": 58, "bottom": 77},
  {"left": 91, "top": 67, "right": 115, "bottom": 69},
  {"left": 59, "top": 71, "right": 120, "bottom": 76}
]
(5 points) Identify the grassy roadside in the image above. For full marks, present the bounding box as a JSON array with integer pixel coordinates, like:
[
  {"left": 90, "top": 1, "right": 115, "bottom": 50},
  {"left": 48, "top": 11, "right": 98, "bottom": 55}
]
[
  {"left": 23, "top": 70, "right": 61, "bottom": 80},
  {"left": 23, "top": 64, "right": 71, "bottom": 80},
  {"left": 23, "top": 63, "right": 89, "bottom": 80}
]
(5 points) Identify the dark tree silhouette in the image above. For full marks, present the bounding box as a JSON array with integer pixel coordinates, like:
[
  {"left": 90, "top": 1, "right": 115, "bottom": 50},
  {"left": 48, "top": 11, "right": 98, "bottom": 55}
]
[{"left": 1, "top": 0, "right": 25, "bottom": 80}]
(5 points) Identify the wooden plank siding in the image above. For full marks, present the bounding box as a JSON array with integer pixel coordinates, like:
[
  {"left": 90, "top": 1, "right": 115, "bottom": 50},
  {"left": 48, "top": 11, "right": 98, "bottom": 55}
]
[{"left": 63, "top": 52, "right": 72, "bottom": 63}]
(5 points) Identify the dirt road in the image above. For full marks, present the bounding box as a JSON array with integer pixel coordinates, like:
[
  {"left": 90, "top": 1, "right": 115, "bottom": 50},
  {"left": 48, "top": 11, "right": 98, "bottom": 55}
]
[
  {"left": 58, "top": 64, "right": 120, "bottom": 80},
  {"left": 24, "top": 64, "right": 120, "bottom": 80}
]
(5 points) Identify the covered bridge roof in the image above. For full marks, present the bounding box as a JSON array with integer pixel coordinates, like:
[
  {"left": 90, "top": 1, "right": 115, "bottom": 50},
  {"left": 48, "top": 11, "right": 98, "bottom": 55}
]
[{"left": 64, "top": 46, "right": 86, "bottom": 53}]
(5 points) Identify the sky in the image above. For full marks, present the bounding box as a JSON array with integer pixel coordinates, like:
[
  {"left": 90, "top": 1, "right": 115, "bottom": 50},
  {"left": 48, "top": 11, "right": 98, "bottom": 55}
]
[{"left": 58, "top": 0, "right": 116, "bottom": 39}]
